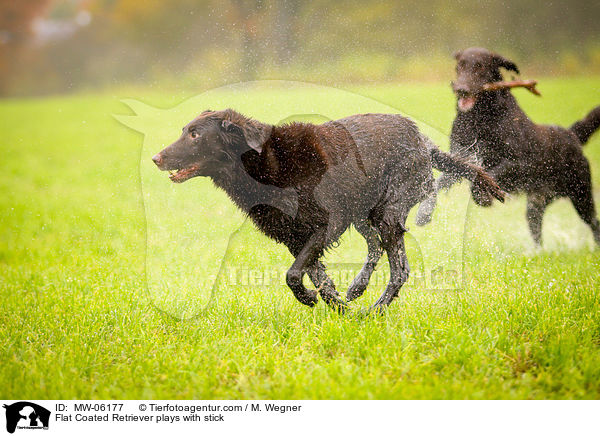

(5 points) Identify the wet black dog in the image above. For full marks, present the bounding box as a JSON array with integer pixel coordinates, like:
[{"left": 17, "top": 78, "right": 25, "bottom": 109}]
[
  {"left": 153, "top": 109, "right": 503, "bottom": 312},
  {"left": 417, "top": 47, "right": 600, "bottom": 245}
]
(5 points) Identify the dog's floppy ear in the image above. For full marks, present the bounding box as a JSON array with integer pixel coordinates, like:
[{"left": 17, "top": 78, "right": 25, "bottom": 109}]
[
  {"left": 492, "top": 53, "right": 519, "bottom": 74},
  {"left": 221, "top": 119, "right": 271, "bottom": 153},
  {"left": 221, "top": 119, "right": 238, "bottom": 133}
]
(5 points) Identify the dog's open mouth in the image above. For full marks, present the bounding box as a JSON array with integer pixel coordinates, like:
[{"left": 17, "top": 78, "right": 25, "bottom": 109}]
[
  {"left": 167, "top": 165, "right": 201, "bottom": 183},
  {"left": 457, "top": 93, "right": 477, "bottom": 112}
]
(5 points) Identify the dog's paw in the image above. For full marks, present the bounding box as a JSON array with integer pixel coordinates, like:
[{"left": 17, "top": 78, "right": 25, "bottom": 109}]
[
  {"left": 347, "top": 277, "right": 369, "bottom": 302},
  {"left": 415, "top": 211, "right": 433, "bottom": 226},
  {"left": 416, "top": 197, "right": 436, "bottom": 226},
  {"left": 298, "top": 289, "right": 319, "bottom": 307}
]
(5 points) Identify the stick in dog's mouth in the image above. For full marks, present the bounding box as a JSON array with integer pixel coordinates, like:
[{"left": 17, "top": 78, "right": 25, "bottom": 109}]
[
  {"left": 482, "top": 79, "right": 541, "bottom": 96},
  {"left": 456, "top": 79, "right": 540, "bottom": 112}
]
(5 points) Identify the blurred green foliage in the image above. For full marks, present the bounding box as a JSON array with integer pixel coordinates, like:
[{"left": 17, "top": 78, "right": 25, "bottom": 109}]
[{"left": 1, "top": 0, "right": 600, "bottom": 96}]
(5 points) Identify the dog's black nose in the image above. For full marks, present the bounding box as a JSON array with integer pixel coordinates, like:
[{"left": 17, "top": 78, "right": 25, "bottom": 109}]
[{"left": 152, "top": 154, "right": 163, "bottom": 166}]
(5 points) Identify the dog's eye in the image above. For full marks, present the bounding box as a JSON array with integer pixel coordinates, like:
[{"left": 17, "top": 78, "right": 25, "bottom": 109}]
[{"left": 190, "top": 131, "right": 199, "bottom": 139}]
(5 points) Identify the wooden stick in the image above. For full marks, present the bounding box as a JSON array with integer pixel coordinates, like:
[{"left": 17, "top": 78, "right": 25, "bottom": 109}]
[{"left": 483, "top": 79, "right": 541, "bottom": 96}]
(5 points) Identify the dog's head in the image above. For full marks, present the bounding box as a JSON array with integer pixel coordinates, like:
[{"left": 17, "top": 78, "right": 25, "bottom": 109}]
[
  {"left": 152, "top": 109, "right": 271, "bottom": 183},
  {"left": 452, "top": 47, "right": 519, "bottom": 112}
]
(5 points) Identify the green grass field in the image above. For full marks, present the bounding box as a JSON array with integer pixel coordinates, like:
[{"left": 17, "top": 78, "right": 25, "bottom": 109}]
[{"left": 1, "top": 78, "right": 600, "bottom": 399}]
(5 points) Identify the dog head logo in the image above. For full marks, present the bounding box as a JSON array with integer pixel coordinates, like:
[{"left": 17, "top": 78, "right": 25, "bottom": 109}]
[{"left": 3, "top": 402, "right": 50, "bottom": 433}]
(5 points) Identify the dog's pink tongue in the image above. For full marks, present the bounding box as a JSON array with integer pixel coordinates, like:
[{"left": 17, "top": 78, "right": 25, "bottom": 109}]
[{"left": 458, "top": 96, "right": 476, "bottom": 112}]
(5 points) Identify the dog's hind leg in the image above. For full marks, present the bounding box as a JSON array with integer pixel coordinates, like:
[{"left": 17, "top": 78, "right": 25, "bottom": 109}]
[
  {"left": 347, "top": 221, "right": 383, "bottom": 302},
  {"left": 370, "top": 231, "right": 409, "bottom": 312},
  {"left": 526, "top": 193, "right": 553, "bottom": 246},
  {"left": 370, "top": 208, "right": 410, "bottom": 312},
  {"left": 415, "top": 192, "right": 437, "bottom": 226},
  {"left": 306, "top": 261, "right": 347, "bottom": 313},
  {"left": 567, "top": 174, "right": 600, "bottom": 245},
  {"left": 416, "top": 172, "right": 461, "bottom": 226}
]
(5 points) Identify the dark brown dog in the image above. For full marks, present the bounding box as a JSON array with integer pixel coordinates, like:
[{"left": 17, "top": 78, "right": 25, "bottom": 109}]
[
  {"left": 152, "top": 109, "right": 503, "bottom": 312},
  {"left": 416, "top": 47, "right": 600, "bottom": 246}
]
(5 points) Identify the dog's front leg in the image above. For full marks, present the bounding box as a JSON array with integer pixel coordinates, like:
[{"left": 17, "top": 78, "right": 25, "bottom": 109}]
[
  {"left": 285, "top": 230, "right": 326, "bottom": 307},
  {"left": 306, "top": 261, "right": 348, "bottom": 313}
]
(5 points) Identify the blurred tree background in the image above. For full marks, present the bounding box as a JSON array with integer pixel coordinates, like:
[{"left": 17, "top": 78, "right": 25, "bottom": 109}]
[{"left": 1, "top": 0, "right": 599, "bottom": 96}]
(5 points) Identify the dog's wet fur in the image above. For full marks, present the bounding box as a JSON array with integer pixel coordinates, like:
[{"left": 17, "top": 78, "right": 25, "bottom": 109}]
[
  {"left": 417, "top": 47, "right": 600, "bottom": 246},
  {"left": 153, "top": 109, "right": 503, "bottom": 312}
]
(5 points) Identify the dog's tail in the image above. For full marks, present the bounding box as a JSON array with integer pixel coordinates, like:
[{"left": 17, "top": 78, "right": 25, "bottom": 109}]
[
  {"left": 429, "top": 148, "right": 505, "bottom": 203},
  {"left": 570, "top": 105, "right": 600, "bottom": 145}
]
